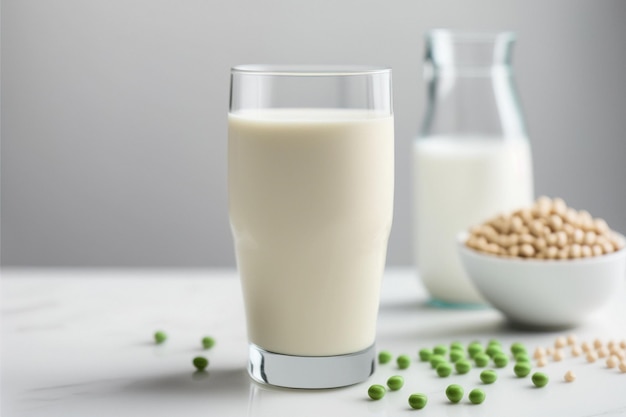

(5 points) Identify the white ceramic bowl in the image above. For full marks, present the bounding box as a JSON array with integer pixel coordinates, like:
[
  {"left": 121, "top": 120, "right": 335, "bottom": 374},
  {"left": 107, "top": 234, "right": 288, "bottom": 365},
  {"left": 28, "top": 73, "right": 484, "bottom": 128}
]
[{"left": 457, "top": 232, "right": 626, "bottom": 328}]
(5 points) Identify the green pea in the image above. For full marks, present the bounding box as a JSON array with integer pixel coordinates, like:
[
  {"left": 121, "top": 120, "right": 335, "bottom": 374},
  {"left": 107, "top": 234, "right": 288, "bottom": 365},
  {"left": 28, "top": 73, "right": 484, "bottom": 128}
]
[
  {"left": 514, "top": 362, "right": 531, "bottom": 377},
  {"left": 451, "top": 349, "right": 466, "bottom": 363},
  {"left": 493, "top": 352, "right": 509, "bottom": 368},
  {"left": 397, "top": 354, "right": 411, "bottom": 369},
  {"left": 418, "top": 348, "right": 433, "bottom": 362},
  {"left": 510, "top": 342, "right": 527, "bottom": 355},
  {"left": 445, "top": 384, "right": 464, "bottom": 403},
  {"left": 468, "top": 342, "right": 484, "bottom": 358},
  {"left": 378, "top": 350, "right": 393, "bottom": 364},
  {"left": 532, "top": 372, "right": 549, "bottom": 387},
  {"left": 474, "top": 353, "right": 490, "bottom": 367},
  {"left": 469, "top": 388, "right": 486, "bottom": 404},
  {"left": 368, "top": 384, "right": 386, "bottom": 400},
  {"left": 515, "top": 352, "right": 531, "bottom": 363},
  {"left": 450, "top": 341, "right": 464, "bottom": 351},
  {"left": 408, "top": 393, "right": 428, "bottom": 409},
  {"left": 486, "top": 344, "right": 503, "bottom": 358},
  {"left": 433, "top": 344, "right": 448, "bottom": 356},
  {"left": 429, "top": 354, "right": 446, "bottom": 369},
  {"left": 488, "top": 339, "right": 501, "bottom": 347},
  {"left": 455, "top": 359, "right": 472, "bottom": 374},
  {"left": 436, "top": 362, "right": 453, "bottom": 377},
  {"left": 193, "top": 356, "right": 209, "bottom": 371},
  {"left": 202, "top": 336, "right": 215, "bottom": 350},
  {"left": 154, "top": 331, "right": 167, "bottom": 344},
  {"left": 480, "top": 369, "right": 498, "bottom": 384},
  {"left": 387, "top": 375, "right": 404, "bottom": 391}
]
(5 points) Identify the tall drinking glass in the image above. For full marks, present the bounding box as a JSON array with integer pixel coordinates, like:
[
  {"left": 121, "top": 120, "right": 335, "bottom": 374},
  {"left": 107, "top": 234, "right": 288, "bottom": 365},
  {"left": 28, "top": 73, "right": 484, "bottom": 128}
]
[{"left": 228, "top": 65, "right": 394, "bottom": 389}]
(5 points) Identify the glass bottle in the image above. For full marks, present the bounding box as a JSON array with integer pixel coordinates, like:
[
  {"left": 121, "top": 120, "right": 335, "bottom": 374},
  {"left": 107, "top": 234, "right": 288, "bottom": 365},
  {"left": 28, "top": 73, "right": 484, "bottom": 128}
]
[{"left": 413, "top": 30, "right": 534, "bottom": 306}]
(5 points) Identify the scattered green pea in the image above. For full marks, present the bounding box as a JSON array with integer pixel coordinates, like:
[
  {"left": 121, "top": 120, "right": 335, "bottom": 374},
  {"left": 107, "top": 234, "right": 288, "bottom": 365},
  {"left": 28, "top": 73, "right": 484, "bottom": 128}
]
[
  {"left": 436, "top": 362, "right": 453, "bottom": 377},
  {"left": 450, "top": 350, "right": 465, "bottom": 363},
  {"left": 532, "top": 372, "right": 549, "bottom": 388},
  {"left": 397, "top": 354, "right": 411, "bottom": 369},
  {"left": 193, "top": 356, "right": 209, "bottom": 371},
  {"left": 469, "top": 388, "right": 486, "bottom": 404},
  {"left": 450, "top": 341, "right": 464, "bottom": 351},
  {"left": 154, "top": 331, "right": 167, "bottom": 344},
  {"left": 202, "top": 336, "right": 215, "bottom": 350},
  {"left": 493, "top": 352, "right": 509, "bottom": 368},
  {"left": 488, "top": 339, "right": 501, "bottom": 347},
  {"left": 378, "top": 350, "right": 393, "bottom": 364},
  {"left": 418, "top": 348, "right": 433, "bottom": 362},
  {"left": 387, "top": 375, "right": 404, "bottom": 391},
  {"left": 429, "top": 354, "right": 446, "bottom": 369},
  {"left": 468, "top": 342, "right": 484, "bottom": 358},
  {"left": 514, "top": 362, "right": 531, "bottom": 377},
  {"left": 486, "top": 344, "right": 503, "bottom": 358},
  {"left": 445, "top": 384, "right": 464, "bottom": 403},
  {"left": 480, "top": 369, "right": 498, "bottom": 384},
  {"left": 455, "top": 359, "right": 472, "bottom": 374},
  {"left": 408, "top": 393, "right": 428, "bottom": 409},
  {"left": 515, "top": 352, "right": 531, "bottom": 363},
  {"left": 474, "top": 353, "right": 490, "bottom": 367},
  {"left": 433, "top": 344, "right": 448, "bottom": 356},
  {"left": 368, "top": 384, "right": 386, "bottom": 400},
  {"left": 510, "top": 342, "right": 527, "bottom": 355}
]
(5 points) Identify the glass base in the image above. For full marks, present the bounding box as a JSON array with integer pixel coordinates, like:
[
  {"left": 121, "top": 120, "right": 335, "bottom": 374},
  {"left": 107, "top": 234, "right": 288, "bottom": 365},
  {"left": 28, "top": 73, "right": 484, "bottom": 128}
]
[
  {"left": 428, "top": 298, "right": 487, "bottom": 310},
  {"left": 248, "top": 343, "right": 375, "bottom": 389}
]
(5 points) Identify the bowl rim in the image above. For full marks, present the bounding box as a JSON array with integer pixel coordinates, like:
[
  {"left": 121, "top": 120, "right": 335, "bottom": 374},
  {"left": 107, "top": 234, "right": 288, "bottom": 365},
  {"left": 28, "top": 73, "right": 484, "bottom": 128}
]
[{"left": 457, "top": 231, "right": 626, "bottom": 266}]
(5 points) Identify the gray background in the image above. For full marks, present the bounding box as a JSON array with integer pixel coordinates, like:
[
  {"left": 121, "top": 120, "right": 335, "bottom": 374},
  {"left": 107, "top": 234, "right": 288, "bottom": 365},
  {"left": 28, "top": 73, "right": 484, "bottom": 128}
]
[{"left": 2, "top": 0, "right": 626, "bottom": 267}]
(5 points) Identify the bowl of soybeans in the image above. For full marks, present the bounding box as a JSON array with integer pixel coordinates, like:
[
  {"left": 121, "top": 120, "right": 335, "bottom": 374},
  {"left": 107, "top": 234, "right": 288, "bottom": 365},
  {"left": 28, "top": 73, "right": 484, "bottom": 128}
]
[{"left": 457, "top": 197, "right": 626, "bottom": 329}]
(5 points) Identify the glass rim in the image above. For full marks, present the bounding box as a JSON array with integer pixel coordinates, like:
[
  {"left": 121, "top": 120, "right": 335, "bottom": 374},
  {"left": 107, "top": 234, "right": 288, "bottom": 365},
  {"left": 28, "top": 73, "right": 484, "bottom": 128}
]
[
  {"left": 426, "top": 29, "right": 516, "bottom": 43},
  {"left": 231, "top": 64, "right": 392, "bottom": 77}
]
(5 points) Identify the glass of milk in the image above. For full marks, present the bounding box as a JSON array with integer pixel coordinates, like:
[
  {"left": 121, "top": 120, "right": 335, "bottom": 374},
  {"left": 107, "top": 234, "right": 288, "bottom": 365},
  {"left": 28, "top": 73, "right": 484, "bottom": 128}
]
[
  {"left": 228, "top": 65, "right": 394, "bottom": 388},
  {"left": 413, "top": 30, "right": 534, "bottom": 306}
]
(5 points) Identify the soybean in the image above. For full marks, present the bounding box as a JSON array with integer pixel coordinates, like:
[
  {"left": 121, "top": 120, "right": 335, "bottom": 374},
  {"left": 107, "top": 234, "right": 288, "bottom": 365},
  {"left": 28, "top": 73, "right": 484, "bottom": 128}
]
[
  {"left": 433, "top": 344, "right": 448, "bottom": 356},
  {"left": 154, "top": 331, "right": 167, "bottom": 344},
  {"left": 418, "top": 348, "right": 432, "bottom": 362},
  {"left": 202, "top": 336, "right": 215, "bottom": 350},
  {"left": 387, "top": 375, "right": 404, "bottom": 391},
  {"left": 368, "top": 384, "right": 386, "bottom": 400},
  {"left": 397, "top": 354, "right": 411, "bottom": 369},
  {"left": 514, "top": 362, "right": 531, "bottom": 377},
  {"left": 430, "top": 354, "right": 446, "bottom": 369},
  {"left": 455, "top": 359, "right": 472, "bottom": 375},
  {"left": 493, "top": 352, "right": 509, "bottom": 368},
  {"left": 450, "top": 350, "right": 465, "bottom": 363},
  {"left": 408, "top": 393, "right": 428, "bottom": 409},
  {"left": 469, "top": 388, "right": 486, "bottom": 404},
  {"left": 474, "top": 353, "right": 490, "bottom": 367},
  {"left": 436, "top": 362, "right": 453, "bottom": 377},
  {"left": 468, "top": 342, "right": 484, "bottom": 358},
  {"left": 532, "top": 372, "right": 549, "bottom": 387},
  {"left": 378, "top": 350, "right": 392, "bottom": 364},
  {"left": 480, "top": 369, "right": 498, "bottom": 384},
  {"left": 445, "top": 384, "right": 464, "bottom": 403},
  {"left": 193, "top": 356, "right": 209, "bottom": 371}
]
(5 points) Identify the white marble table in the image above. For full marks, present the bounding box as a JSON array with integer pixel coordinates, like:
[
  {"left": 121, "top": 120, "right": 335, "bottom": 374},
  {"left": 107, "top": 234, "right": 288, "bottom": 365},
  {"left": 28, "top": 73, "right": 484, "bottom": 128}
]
[{"left": 2, "top": 268, "right": 626, "bottom": 417}]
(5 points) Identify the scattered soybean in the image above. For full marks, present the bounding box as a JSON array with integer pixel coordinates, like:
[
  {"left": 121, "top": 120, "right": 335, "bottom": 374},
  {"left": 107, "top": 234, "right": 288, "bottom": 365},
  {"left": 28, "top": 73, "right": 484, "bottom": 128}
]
[
  {"left": 532, "top": 372, "right": 549, "bottom": 387},
  {"left": 154, "top": 331, "right": 167, "bottom": 344},
  {"left": 408, "top": 393, "right": 428, "bottom": 409},
  {"left": 397, "top": 354, "right": 411, "bottom": 370},
  {"left": 445, "top": 384, "right": 464, "bottom": 403},
  {"left": 469, "top": 388, "right": 486, "bottom": 404},
  {"left": 387, "top": 375, "right": 404, "bottom": 391},
  {"left": 378, "top": 350, "right": 393, "bottom": 364},
  {"left": 514, "top": 362, "right": 531, "bottom": 377},
  {"left": 368, "top": 384, "right": 386, "bottom": 400},
  {"left": 480, "top": 369, "right": 498, "bottom": 384}
]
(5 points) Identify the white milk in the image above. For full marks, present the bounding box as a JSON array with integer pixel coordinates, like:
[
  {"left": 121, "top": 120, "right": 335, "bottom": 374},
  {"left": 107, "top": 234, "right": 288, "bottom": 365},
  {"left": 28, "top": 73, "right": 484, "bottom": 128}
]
[
  {"left": 413, "top": 137, "right": 533, "bottom": 304},
  {"left": 229, "top": 109, "right": 394, "bottom": 356}
]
